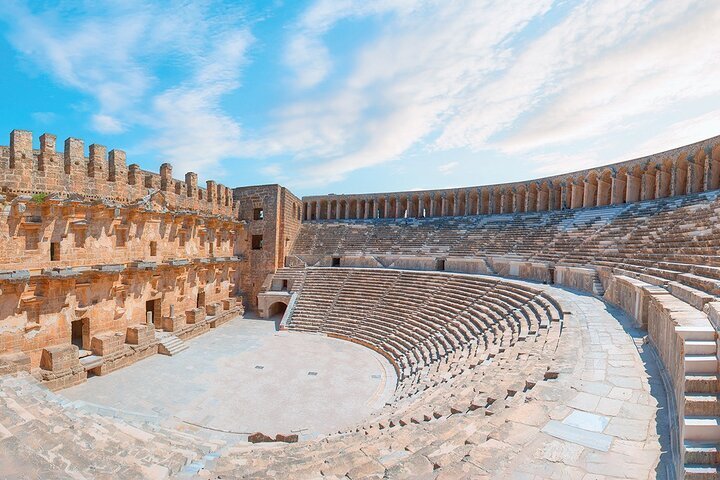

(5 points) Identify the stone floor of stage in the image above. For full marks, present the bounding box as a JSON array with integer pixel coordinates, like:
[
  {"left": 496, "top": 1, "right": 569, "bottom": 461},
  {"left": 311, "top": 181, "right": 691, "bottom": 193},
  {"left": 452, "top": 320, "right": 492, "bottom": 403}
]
[{"left": 62, "top": 316, "right": 397, "bottom": 441}]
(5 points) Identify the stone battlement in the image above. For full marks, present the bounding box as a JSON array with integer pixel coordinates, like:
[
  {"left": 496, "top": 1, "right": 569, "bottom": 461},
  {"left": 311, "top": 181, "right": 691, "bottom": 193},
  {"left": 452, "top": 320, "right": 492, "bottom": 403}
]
[
  {"left": 302, "top": 134, "right": 720, "bottom": 221},
  {"left": 0, "top": 130, "right": 238, "bottom": 217}
]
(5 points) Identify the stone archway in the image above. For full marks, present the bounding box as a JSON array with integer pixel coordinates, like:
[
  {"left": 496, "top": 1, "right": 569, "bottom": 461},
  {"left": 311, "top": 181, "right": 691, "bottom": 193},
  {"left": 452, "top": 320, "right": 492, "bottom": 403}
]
[{"left": 268, "top": 301, "right": 287, "bottom": 318}]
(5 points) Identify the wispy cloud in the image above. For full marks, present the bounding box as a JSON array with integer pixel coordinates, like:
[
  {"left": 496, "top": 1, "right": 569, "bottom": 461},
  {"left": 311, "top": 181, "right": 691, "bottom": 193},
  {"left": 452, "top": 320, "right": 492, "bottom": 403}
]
[
  {"left": 438, "top": 161, "right": 458, "bottom": 175},
  {"left": 264, "top": 0, "right": 720, "bottom": 189},
  {"left": 1, "top": 0, "right": 251, "bottom": 179}
]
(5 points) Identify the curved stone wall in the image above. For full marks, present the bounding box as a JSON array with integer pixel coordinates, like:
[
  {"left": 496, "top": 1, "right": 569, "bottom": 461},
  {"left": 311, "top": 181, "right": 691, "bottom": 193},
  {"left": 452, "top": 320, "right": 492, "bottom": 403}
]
[{"left": 302, "top": 134, "right": 720, "bottom": 221}]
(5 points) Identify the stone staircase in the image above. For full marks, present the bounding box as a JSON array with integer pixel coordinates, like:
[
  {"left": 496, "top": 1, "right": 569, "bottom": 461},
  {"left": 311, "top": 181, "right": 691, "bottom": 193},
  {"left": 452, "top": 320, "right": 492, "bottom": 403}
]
[
  {"left": 680, "top": 324, "right": 720, "bottom": 478},
  {"left": 591, "top": 271, "right": 605, "bottom": 297},
  {"left": 0, "top": 373, "right": 225, "bottom": 479},
  {"left": 156, "top": 333, "right": 189, "bottom": 356}
]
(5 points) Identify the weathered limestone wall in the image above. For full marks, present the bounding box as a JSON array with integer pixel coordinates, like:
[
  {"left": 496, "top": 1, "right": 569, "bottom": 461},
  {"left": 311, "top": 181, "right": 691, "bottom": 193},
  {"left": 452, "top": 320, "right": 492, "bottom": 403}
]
[
  {"left": 233, "top": 185, "right": 303, "bottom": 308},
  {"left": 0, "top": 130, "right": 238, "bottom": 217},
  {"left": 302, "top": 135, "right": 720, "bottom": 221},
  {"left": 603, "top": 275, "right": 657, "bottom": 328},
  {"left": 0, "top": 195, "right": 242, "bottom": 271},
  {"left": 0, "top": 129, "right": 247, "bottom": 388},
  {"left": 553, "top": 266, "right": 596, "bottom": 292},
  {"left": 0, "top": 262, "right": 236, "bottom": 370}
]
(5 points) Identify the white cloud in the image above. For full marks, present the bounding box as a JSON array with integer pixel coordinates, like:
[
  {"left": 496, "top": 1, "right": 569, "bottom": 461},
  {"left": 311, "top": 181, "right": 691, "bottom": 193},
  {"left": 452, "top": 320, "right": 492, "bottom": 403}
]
[
  {"left": 267, "top": 0, "right": 720, "bottom": 190},
  {"left": 145, "top": 30, "right": 252, "bottom": 178},
  {"left": 437, "top": 161, "right": 458, "bottom": 175},
  {"left": 1, "top": 1, "right": 252, "bottom": 180},
  {"left": 31, "top": 112, "right": 57, "bottom": 124},
  {"left": 91, "top": 114, "right": 125, "bottom": 134},
  {"left": 270, "top": 0, "right": 553, "bottom": 186}
]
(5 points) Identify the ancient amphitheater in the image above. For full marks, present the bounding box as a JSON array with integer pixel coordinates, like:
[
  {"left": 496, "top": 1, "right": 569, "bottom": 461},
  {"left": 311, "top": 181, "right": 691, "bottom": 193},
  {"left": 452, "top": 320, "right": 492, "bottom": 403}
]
[{"left": 2, "top": 129, "right": 720, "bottom": 479}]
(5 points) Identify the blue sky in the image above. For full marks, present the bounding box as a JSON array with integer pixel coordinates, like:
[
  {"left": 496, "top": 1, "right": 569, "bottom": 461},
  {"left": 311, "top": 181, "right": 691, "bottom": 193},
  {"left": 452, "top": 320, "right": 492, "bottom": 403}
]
[{"left": 0, "top": 0, "right": 719, "bottom": 198}]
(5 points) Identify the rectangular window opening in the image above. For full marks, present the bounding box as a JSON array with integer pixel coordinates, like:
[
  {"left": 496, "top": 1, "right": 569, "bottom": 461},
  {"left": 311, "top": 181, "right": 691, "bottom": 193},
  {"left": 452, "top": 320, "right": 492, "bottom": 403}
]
[
  {"left": 150, "top": 241, "right": 157, "bottom": 256},
  {"left": 253, "top": 208, "right": 264, "bottom": 220},
  {"left": 251, "top": 235, "right": 263, "bottom": 250}
]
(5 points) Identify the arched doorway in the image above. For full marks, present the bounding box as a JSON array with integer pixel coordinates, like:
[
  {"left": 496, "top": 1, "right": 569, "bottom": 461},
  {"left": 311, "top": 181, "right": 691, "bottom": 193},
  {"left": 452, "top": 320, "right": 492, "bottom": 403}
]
[
  {"left": 268, "top": 302, "right": 287, "bottom": 317},
  {"left": 268, "top": 301, "right": 288, "bottom": 331}
]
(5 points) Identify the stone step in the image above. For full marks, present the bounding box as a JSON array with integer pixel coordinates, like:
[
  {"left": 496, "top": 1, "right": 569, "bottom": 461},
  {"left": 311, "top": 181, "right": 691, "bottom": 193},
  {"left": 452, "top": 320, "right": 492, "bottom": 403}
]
[
  {"left": 688, "top": 341, "right": 720, "bottom": 356},
  {"left": 685, "top": 464, "right": 720, "bottom": 480},
  {"left": 686, "top": 417, "right": 720, "bottom": 442},
  {"left": 79, "top": 355, "right": 104, "bottom": 371},
  {"left": 685, "top": 441, "right": 720, "bottom": 465},
  {"left": 687, "top": 394, "right": 720, "bottom": 416},
  {"left": 678, "top": 326, "right": 717, "bottom": 342},
  {"left": 687, "top": 375, "right": 720, "bottom": 394},
  {"left": 158, "top": 336, "right": 189, "bottom": 356},
  {"left": 687, "top": 356, "right": 720, "bottom": 375}
]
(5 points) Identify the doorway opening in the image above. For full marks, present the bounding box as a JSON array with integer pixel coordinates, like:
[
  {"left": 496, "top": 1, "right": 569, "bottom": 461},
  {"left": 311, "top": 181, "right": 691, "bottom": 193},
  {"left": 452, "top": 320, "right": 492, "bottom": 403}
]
[
  {"left": 71, "top": 318, "right": 89, "bottom": 350},
  {"left": 146, "top": 299, "right": 160, "bottom": 325},
  {"left": 197, "top": 290, "right": 206, "bottom": 308}
]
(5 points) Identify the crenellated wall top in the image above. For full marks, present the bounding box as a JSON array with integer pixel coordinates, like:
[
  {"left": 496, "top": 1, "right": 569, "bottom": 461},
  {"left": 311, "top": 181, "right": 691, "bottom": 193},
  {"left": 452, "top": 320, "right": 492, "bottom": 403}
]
[{"left": 0, "top": 130, "right": 239, "bottom": 218}]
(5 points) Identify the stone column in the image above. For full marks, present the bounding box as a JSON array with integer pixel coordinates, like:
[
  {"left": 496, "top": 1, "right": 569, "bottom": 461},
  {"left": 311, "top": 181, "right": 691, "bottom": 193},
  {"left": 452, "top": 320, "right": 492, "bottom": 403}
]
[
  {"left": 453, "top": 191, "right": 461, "bottom": 216},
  {"left": 583, "top": 180, "right": 596, "bottom": 208},
  {"left": 610, "top": 173, "right": 625, "bottom": 205},
  {"left": 625, "top": 174, "right": 641, "bottom": 203},
  {"left": 441, "top": 193, "right": 448, "bottom": 216},
  {"left": 344, "top": 201, "right": 350, "bottom": 219}
]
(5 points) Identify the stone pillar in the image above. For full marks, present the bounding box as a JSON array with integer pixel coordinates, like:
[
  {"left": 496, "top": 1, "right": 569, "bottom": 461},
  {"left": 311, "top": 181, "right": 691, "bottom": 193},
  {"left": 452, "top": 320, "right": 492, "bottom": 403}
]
[
  {"left": 641, "top": 170, "right": 655, "bottom": 200},
  {"left": 441, "top": 194, "right": 448, "bottom": 216},
  {"left": 9, "top": 129, "right": 32, "bottom": 172},
  {"left": 395, "top": 196, "right": 402, "bottom": 218},
  {"left": 453, "top": 191, "right": 461, "bottom": 216},
  {"left": 160, "top": 163, "right": 173, "bottom": 191},
  {"left": 582, "top": 180, "right": 596, "bottom": 208},
  {"left": 39, "top": 133, "right": 56, "bottom": 172},
  {"left": 625, "top": 174, "right": 641, "bottom": 203},
  {"left": 88, "top": 144, "right": 106, "bottom": 179},
  {"left": 429, "top": 196, "right": 436, "bottom": 217},
  {"left": 64, "top": 137, "right": 84, "bottom": 178},
  {"left": 364, "top": 199, "right": 370, "bottom": 219},
  {"left": 610, "top": 173, "right": 626, "bottom": 205},
  {"left": 186, "top": 172, "right": 198, "bottom": 198},
  {"left": 109, "top": 149, "right": 127, "bottom": 198},
  {"left": 337, "top": 201, "right": 343, "bottom": 220},
  {"left": 383, "top": 196, "right": 390, "bottom": 218},
  {"left": 128, "top": 164, "right": 142, "bottom": 186},
  {"left": 570, "top": 182, "right": 583, "bottom": 209},
  {"left": 344, "top": 201, "right": 350, "bottom": 219},
  {"left": 206, "top": 181, "right": 217, "bottom": 205}
]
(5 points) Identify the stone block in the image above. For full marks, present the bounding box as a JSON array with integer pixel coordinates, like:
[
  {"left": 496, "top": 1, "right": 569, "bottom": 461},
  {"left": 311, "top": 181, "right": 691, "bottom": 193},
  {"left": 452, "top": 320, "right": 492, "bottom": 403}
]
[
  {"left": 186, "top": 307, "right": 206, "bottom": 324},
  {"left": 161, "top": 315, "right": 185, "bottom": 332},
  {"left": 275, "top": 433, "right": 298, "bottom": 443},
  {"left": 40, "top": 344, "right": 80, "bottom": 372},
  {"left": 248, "top": 432, "right": 274, "bottom": 443},
  {"left": 91, "top": 332, "right": 126, "bottom": 356},
  {"left": 206, "top": 303, "right": 221, "bottom": 316},
  {"left": 126, "top": 323, "right": 155, "bottom": 346},
  {"left": 222, "top": 298, "right": 237, "bottom": 310},
  {"left": 0, "top": 352, "right": 31, "bottom": 374}
]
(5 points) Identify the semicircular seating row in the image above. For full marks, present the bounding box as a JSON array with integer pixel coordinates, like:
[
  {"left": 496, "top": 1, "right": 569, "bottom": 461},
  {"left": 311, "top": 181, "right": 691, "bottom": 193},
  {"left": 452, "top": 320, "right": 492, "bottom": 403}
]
[
  {"left": 291, "top": 190, "right": 720, "bottom": 289},
  {"left": 207, "top": 268, "right": 567, "bottom": 478},
  {"left": 288, "top": 189, "right": 720, "bottom": 478},
  {"left": 285, "top": 268, "right": 563, "bottom": 395}
]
